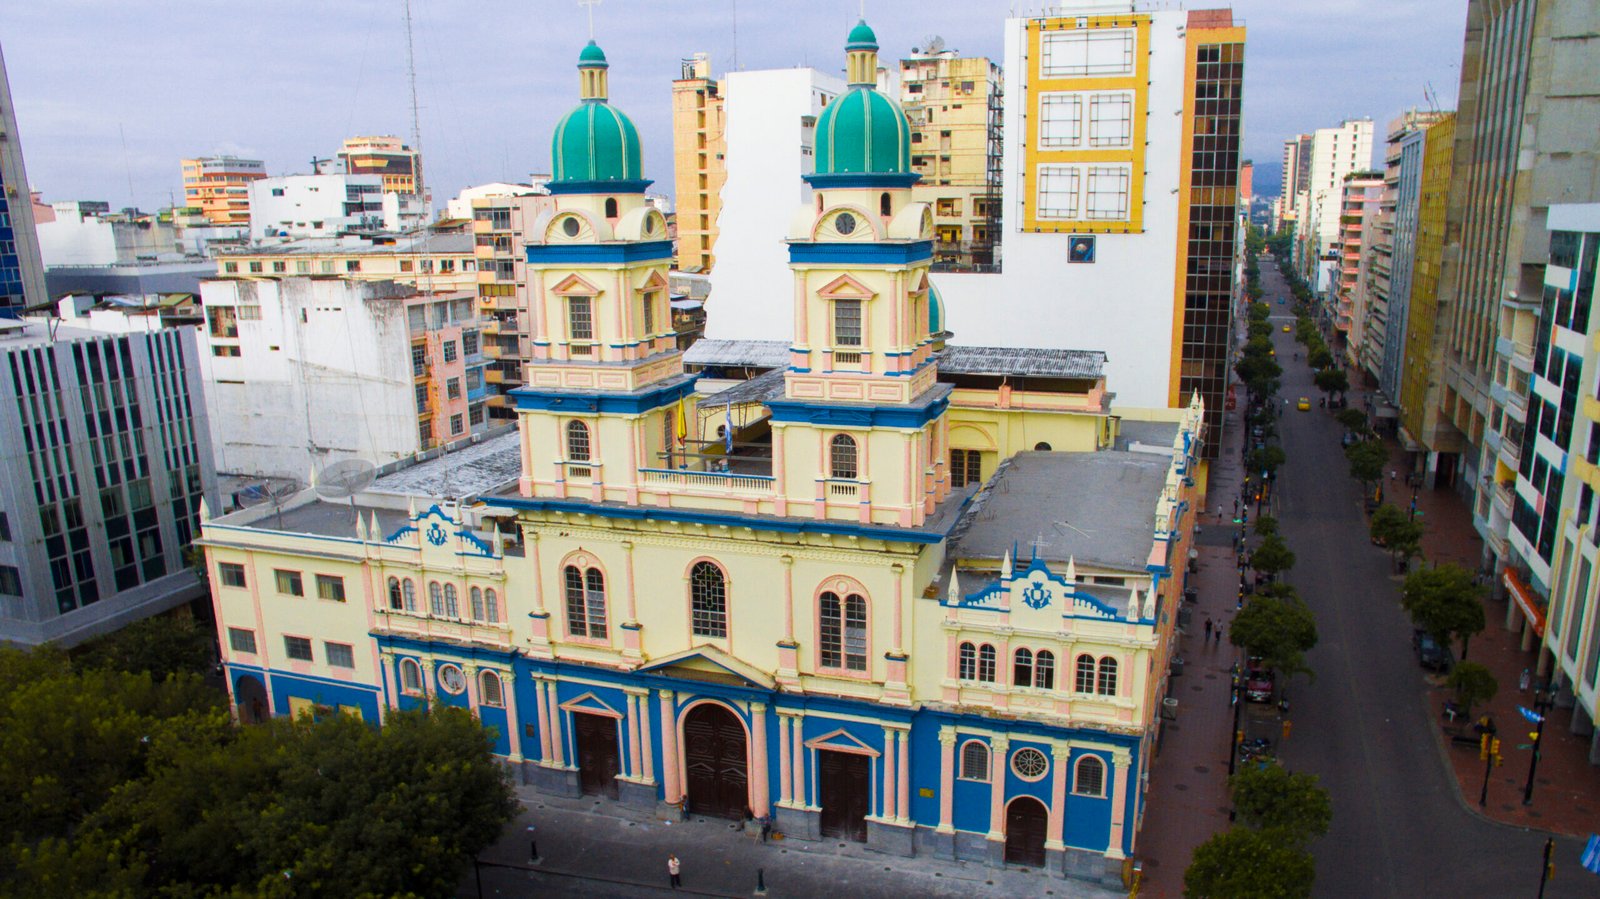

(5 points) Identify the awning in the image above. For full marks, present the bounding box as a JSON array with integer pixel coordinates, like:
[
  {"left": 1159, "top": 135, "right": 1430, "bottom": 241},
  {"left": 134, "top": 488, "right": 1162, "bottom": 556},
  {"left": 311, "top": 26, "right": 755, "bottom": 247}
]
[{"left": 1503, "top": 569, "right": 1547, "bottom": 637}]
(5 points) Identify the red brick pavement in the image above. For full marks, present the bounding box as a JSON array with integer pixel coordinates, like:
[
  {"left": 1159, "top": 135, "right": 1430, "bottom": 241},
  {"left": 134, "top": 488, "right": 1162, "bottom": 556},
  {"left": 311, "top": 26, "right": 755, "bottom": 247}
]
[{"left": 1380, "top": 428, "right": 1600, "bottom": 838}]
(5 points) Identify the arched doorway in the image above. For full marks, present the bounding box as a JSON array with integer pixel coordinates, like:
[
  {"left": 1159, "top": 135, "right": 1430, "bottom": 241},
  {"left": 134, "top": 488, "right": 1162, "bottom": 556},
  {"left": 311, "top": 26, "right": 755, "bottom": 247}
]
[
  {"left": 1004, "top": 796, "right": 1049, "bottom": 867},
  {"left": 235, "top": 674, "right": 269, "bottom": 724},
  {"left": 682, "top": 703, "right": 748, "bottom": 819}
]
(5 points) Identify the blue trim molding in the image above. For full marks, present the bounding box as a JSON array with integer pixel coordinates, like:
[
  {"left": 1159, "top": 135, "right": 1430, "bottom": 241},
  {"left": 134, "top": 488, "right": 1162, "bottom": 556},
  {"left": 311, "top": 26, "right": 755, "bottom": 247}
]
[
  {"left": 511, "top": 374, "right": 699, "bottom": 414},
  {"left": 545, "top": 178, "right": 653, "bottom": 195},
  {"left": 526, "top": 239, "right": 673, "bottom": 265},
  {"left": 766, "top": 393, "right": 949, "bottom": 429},
  {"left": 788, "top": 241, "right": 934, "bottom": 266},
  {"left": 802, "top": 172, "right": 921, "bottom": 190}
]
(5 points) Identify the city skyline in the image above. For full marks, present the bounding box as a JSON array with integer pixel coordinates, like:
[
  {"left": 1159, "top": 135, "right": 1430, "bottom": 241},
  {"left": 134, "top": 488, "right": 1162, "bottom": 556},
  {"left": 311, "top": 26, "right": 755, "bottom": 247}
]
[{"left": 2, "top": 0, "right": 1464, "bottom": 211}]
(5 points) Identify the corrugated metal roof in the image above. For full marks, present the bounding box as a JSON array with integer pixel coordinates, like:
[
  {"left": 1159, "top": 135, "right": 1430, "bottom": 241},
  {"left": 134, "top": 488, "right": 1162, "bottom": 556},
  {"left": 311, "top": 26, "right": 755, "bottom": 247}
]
[
  {"left": 682, "top": 338, "right": 1105, "bottom": 379},
  {"left": 683, "top": 339, "right": 789, "bottom": 367},
  {"left": 700, "top": 367, "right": 787, "bottom": 406}
]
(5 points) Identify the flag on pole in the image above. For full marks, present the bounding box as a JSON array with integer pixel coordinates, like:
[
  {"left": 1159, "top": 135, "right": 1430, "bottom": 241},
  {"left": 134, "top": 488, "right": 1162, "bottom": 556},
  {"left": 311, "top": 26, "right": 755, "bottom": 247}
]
[
  {"left": 1581, "top": 834, "right": 1600, "bottom": 875},
  {"left": 674, "top": 398, "right": 688, "bottom": 441},
  {"left": 724, "top": 402, "right": 734, "bottom": 454},
  {"left": 1519, "top": 705, "right": 1545, "bottom": 725}
]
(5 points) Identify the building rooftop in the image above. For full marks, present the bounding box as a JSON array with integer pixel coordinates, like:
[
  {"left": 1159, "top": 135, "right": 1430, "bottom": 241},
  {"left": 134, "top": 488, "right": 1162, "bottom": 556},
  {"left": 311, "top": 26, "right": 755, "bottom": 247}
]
[
  {"left": 683, "top": 338, "right": 1107, "bottom": 380},
  {"left": 368, "top": 429, "right": 523, "bottom": 501},
  {"left": 1114, "top": 420, "right": 1182, "bottom": 452},
  {"left": 949, "top": 450, "right": 1169, "bottom": 573},
  {"left": 218, "top": 230, "right": 475, "bottom": 257}
]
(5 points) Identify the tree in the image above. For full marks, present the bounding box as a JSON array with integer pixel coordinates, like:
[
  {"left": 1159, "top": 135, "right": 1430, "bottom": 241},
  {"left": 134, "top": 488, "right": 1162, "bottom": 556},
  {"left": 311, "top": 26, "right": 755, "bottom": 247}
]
[
  {"left": 1250, "top": 533, "right": 1296, "bottom": 581},
  {"left": 1402, "top": 563, "right": 1487, "bottom": 659},
  {"left": 1230, "top": 587, "right": 1318, "bottom": 679},
  {"left": 1313, "top": 367, "right": 1349, "bottom": 397},
  {"left": 1253, "top": 515, "right": 1279, "bottom": 538},
  {"left": 1229, "top": 763, "right": 1331, "bottom": 846},
  {"left": 1368, "top": 503, "right": 1424, "bottom": 571},
  {"left": 1335, "top": 407, "right": 1369, "bottom": 435},
  {"left": 1447, "top": 662, "right": 1498, "bottom": 720},
  {"left": 1185, "top": 828, "right": 1315, "bottom": 899},
  {"left": 74, "top": 614, "right": 214, "bottom": 682},
  {"left": 1247, "top": 445, "right": 1287, "bottom": 481},
  {"left": 1307, "top": 344, "right": 1333, "bottom": 370},
  {"left": 1345, "top": 439, "right": 1387, "bottom": 492}
]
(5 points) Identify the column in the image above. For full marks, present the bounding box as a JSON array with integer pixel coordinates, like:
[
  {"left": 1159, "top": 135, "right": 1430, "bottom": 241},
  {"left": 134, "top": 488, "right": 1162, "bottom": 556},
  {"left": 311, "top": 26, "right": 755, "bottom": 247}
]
[
  {"left": 626, "top": 693, "right": 644, "bottom": 779},
  {"left": 503, "top": 669, "right": 524, "bottom": 762},
  {"left": 379, "top": 650, "right": 398, "bottom": 711},
  {"left": 750, "top": 702, "right": 770, "bottom": 817},
  {"left": 419, "top": 658, "right": 437, "bottom": 701},
  {"left": 937, "top": 726, "right": 956, "bottom": 833},
  {"left": 781, "top": 556, "right": 796, "bottom": 642},
  {"left": 986, "top": 735, "right": 1010, "bottom": 840},
  {"left": 463, "top": 663, "right": 480, "bottom": 714},
  {"left": 638, "top": 693, "right": 655, "bottom": 783},
  {"left": 1047, "top": 744, "right": 1070, "bottom": 851},
  {"left": 778, "top": 714, "right": 793, "bottom": 805},
  {"left": 544, "top": 679, "right": 566, "bottom": 767},
  {"left": 1105, "top": 749, "right": 1132, "bottom": 861},
  {"left": 882, "top": 728, "right": 897, "bottom": 820},
  {"left": 896, "top": 729, "right": 911, "bottom": 826},
  {"left": 533, "top": 676, "right": 553, "bottom": 762},
  {"left": 659, "top": 690, "right": 682, "bottom": 803},
  {"left": 792, "top": 713, "right": 807, "bottom": 807},
  {"left": 891, "top": 563, "right": 905, "bottom": 652}
]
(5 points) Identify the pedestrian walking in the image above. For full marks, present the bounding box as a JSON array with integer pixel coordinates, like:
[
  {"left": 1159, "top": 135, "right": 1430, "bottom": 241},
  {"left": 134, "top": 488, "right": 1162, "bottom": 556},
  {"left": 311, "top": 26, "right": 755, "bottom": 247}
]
[
  {"left": 667, "top": 854, "right": 682, "bottom": 889},
  {"left": 1215, "top": 628, "right": 1223, "bottom": 647},
  {"left": 1520, "top": 668, "right": 1531, "bottom": 692},
  {"left": 1204, "top": 617, "right": 1213, "bottom": 641}
]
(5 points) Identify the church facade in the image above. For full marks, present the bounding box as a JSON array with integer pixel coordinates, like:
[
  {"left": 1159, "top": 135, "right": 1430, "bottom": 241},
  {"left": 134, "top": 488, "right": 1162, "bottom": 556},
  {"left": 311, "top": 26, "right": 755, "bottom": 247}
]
[{"left": 201, "top": 23, "right": 1202, "bottom": 883}]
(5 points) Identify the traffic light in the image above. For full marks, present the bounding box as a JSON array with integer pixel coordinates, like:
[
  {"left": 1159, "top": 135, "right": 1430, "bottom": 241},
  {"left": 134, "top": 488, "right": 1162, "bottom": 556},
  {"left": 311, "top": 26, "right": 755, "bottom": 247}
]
[
  {"left": 1492, "top": 738, "right": 1503, "bottom": 766},
  {"left": 1480, "top": 733, "right": 1491, "bottom": 760}
]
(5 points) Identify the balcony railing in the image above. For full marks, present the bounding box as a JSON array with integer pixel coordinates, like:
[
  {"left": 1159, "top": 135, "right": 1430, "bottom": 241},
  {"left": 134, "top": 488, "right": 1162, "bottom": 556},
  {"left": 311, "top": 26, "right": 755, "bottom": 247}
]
[
  {"left": 824, "top": 479, "right": 860, "bottom": 499},
  {"left": 640, "top": 467, "right": 775, "bottom": 494}
]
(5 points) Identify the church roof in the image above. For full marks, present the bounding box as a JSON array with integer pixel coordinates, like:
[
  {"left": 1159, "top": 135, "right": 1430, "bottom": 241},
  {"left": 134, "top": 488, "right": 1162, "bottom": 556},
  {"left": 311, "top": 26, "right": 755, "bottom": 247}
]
[
  {"left": 815, "top": 87, "right": 912, "bottom": 176},
  {"left": 683, "top": 338, "right": 1107, "bottom": 380}
]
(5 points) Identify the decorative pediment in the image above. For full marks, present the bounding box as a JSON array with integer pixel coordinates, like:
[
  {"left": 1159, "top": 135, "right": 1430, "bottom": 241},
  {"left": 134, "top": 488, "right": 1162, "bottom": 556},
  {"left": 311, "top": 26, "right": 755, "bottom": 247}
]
[
  {"left": 635, "top": 644, "right": 776, "bottom": 690},
  {"left": 803, "top": 727, "right": 880, "bottom": 757},
  {"left": 381, "top": 504, "right": 495, "bottom": 557},
  {"left": 911, "top": 271, "right": 931, "bottom": 295},
  {"left": 558, "top": 691, "right": 622, "bottom": 719},
  {"left": 551, "top": 273, "right": 604, "bottom": 296},
  {"left": 947, "top": 555, "right": 1148, "bottom": 623},
  {"left": 635, "top": 269, "right": 669, "bottom": 292},
  {"left": 816, "top": 273, "right": 877, "bottom": 301}
]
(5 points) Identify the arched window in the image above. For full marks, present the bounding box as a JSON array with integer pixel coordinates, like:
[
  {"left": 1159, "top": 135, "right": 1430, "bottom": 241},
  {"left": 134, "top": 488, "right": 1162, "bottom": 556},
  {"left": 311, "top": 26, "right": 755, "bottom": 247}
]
[
  {"left": 958, "top": 641, "right": 977, "bottom": 680},
  {"left": 816, "top": 193, "right": 824, "bottom": 212},
  {"left": 604, "top": 197, "right": 619, "bottom": 218},
  {"left": 1035, "top": 650, "right": 1056, "bottom": 689},
  {"left": 977, "top": 644, "right": 997, "bottom": 683},
  {"left": 1014, "top": 648, "right": 1033, "bottom": 687},
  {"left": 402, "top": 579, "right": 417, "bottom": 612},
  {"left": 470, "top": 586, "right": 485, "bottom": 622},
  {"left": 387, "top": 577, "right": 403, "bottom": 610},
  {"left": 819, "top": 590, "right": 868, "bottom": 671},
  {"left": 479, "top": 670, "right": 504, "bottom": 707},
  {"left": 484, "top": 589, "right": 499, "bottom": 624},
  {"left": 1074, "top": 755, "right": 1106, "bottom": 797},
  {"left": 1034, "top": 442, "right": 1053, "bottom": 451},
  {"left": 443, "top": 583, "right": 460, "bottom": 618},
  {"left": 564, "top": 564, "right": 607, "bottom": 638},
  {"left": 879, "top": 192, "right": 891, "bottom": 216},
  {"left": 830, "top": 433, "right": 858, "bottom": 480},
  {"left": 428, "top": 581, "right": 444, "bottom": 616},
  {"left": 959, "top": 740, "right": 989, "bottom": 780},
  {"left": 690, "top": 561, "right": 728, "bottom": 638},
  {"left": 1097, "top": 656, "right": 1119, "bottom": 696},
  {"left": 566, "top": 420, "right": 591, "bottom": 461},
  {"left": 1075, "top": 653, "right": 1096, "bottom": 693},
  {"left": 399, "top": 658, "right": 422, "bottom": 694}
]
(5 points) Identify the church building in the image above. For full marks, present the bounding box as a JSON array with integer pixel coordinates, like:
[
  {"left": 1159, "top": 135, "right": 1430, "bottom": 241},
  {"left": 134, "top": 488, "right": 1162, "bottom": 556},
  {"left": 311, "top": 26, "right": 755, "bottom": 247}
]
[{"left": 200, "top": 23, "right": 1202, "bottom": 884}]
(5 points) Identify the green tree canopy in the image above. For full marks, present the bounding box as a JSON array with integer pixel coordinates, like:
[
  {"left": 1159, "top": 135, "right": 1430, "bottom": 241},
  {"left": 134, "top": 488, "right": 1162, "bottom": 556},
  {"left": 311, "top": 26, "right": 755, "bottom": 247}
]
[
  {"left": 1247, "top": 445, "right": 1287, "bottom": 480},
  {"left": 1230, "top": 588, "right": 1318, "bottom": 679},
  {"left": 1307, "top": 344, "right": 1333, "bottom": 370},
  {"left": 1402, "top": 563, "right": 1487, "bottom": 657},
  {"left": 1184, "top": 827, "right": 1315, "bottom": 899},
  {"left": 1248, "top": 303, "right": 1271, "bottom": 323},
  {"left": 1335, "top": 407, "right": 1370, "bottom": 434},
  {"left": 1250, "top": 533, "right": 1296, "bottom": 580},
  {"left": 1253, "top": 515, "right": 1279, "bottom": 538},
  {"left": 1368, "top": 503, "right": 1424, "bottom": 568},
  {"left": 1228, "top": 762, "right": 1332, "bottom": 846},
  {"left": 1313, "top": 367, "right": 1350, "bottom": 396},
  {"left": 74, "top": 615, "right": 214, "bottom": 682},
  {"left": 1447, "top": 661, "right": 1498, "bottom": 719},
  {"left": 1345, "top": 439, "right": 1387, "bottom": 488}
]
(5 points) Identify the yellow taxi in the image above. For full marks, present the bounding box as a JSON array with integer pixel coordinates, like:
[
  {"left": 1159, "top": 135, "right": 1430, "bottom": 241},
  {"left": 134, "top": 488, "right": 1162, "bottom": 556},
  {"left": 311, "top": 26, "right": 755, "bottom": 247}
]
[
  {"left": 1282, "top": 324, "right": 1291, "bottom": 332},
  {"left": 1296, "top": 397, "right": 1311, "bottom": 411}
]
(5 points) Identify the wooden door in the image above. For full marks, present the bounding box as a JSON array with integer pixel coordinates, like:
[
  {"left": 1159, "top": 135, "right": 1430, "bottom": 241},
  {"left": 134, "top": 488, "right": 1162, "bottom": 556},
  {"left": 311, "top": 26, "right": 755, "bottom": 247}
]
[
  {"left": 818, "top": 750, "right": 870, "bottom": 842},
  {"left": 1004, "top": 796, "right": 1048, "bottom": 867},
  {"left": 683, "top": 704, "right": 748, "bottom": 818},
  {"left": 573, "top": 712, "right": 620, "bottom": 799}
]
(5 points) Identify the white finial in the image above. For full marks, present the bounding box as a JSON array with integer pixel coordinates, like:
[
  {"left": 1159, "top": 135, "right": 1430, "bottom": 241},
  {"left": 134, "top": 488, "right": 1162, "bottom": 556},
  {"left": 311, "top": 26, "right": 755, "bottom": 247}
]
[
  {"left": 1126, "top": 589, "right": 1140, "bottom": 620},
  {"left": 355, "top": 515, "right": 368, "bottom": 542},
  {"left": 1065, "top": 556, "right": 1077, "bottom": 584},
  {"left": 1001, "top": 550, "right": 1013, "bottom": 580},
  {"left": 1141, "top": 588, "right": 1156, "bottom": 619},
  {"left": 947, "top": 571, "right": 961, "bottom": 604},
  {"left": 860, "top": 0, "right": 867, "bottom": 19},
  {"left": 579, "top": 0, "right": 601, "bottom": 38},
  {"left": 371, "top": 512, "right": 384, "bottom": 542},
  {"left": 198, "top": 495, "right": 212, "bottom": 523}
]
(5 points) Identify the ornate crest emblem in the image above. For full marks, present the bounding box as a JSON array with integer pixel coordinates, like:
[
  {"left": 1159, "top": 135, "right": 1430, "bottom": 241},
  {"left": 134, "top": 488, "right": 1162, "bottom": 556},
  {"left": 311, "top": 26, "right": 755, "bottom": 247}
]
[
  {"left": 426, "top": 523, "right": 448, "bottom": 547},
  {"left": 1022, "top": 582, "right": 1051, "bottom": 610}
]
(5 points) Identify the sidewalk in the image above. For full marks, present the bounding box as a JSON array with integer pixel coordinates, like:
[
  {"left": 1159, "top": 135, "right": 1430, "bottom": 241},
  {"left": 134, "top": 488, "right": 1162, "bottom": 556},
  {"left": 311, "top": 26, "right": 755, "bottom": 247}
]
[
  {"left": 461, "top": 785, "right": 1123, "bottom": 899},
  {"left": 1377, "top": 418, "right": 1600, "bottom": 838}
]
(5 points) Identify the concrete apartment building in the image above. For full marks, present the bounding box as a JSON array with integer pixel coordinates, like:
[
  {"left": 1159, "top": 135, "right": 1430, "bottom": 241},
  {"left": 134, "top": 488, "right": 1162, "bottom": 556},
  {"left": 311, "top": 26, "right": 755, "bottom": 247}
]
[
  {"left": 1288, "top": 119, "right": 1374, "bottom": 300},
  {"left": 248, "top": 173, "right": 389, "bottom": 240},
  {"left": 196, "top": 278, "right": 493, "bottom": 480},
  {"left": 339, "top": 135, "right": 423, "bottom": 196},
  {"left": 1396, "top": 115, "right": 1456, "bottom": 459},
  {"left": 468, "top": 190, "right": 560, "bottom": 415},
  {"left": 181, "top": 156, "right": 267, "bottom": 227},
  {"left": 0, "top": 318, "right": 221, "bottom": 646},
  {"left": 0, "top": 42, "right": 47, "bottom": 318},
  {"left": 1332, "top": 172, "right": 1383, "bottom": 361},
  {"left": 671, "top": 53, "right": 726, "bottom": 273},
  {"left": 899, "top": 47, "right": 1003, "bottom": 270},
  {"left": 36, "top": 202, "right": 180, "bottom": 267}
]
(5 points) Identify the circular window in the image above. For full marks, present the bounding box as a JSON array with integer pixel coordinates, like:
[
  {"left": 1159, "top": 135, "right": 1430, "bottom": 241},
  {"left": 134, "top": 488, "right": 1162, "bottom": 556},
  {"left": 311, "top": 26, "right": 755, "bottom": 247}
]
[
  {"left": 437, "top": 663, "right": 467, "bottom": 695},
  {"left": 1034, "top": 442, "right": 1053, "bottom": 451},
  {"left": 835, "top": 212, "right": 857, "bottom": 235},
  {"left": 1011, "top": 747, "right": 1049, "bottom": 781},
  {"left": 561, "top": 217, "right": 581, "bottom": 237}
]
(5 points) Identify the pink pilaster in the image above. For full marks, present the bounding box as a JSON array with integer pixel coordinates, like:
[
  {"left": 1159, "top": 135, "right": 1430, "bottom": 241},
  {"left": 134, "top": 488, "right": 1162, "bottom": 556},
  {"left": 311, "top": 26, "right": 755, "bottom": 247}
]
[
  {"left": 791, "top": 718, "right": 806, "bottom": 806},
  {"left": 781, "top": 556, "right": 795, "bottom": 641},
  {"left": 937, "top": 728, "right": 956, "bottom": 832},
  {"left": 503, "top": 673, "right": 524, "bottom": 762},
  {"left": 1047, "top": 745, "right": 1069, "bottom": 850},
  {"left": 379, "top": 652, "right": 398, "bottom": 713},
  {"left": 750, "top": 703, "right": 770, "bottom": 817},
  {"left": 896, "top": 729, "right": 911, "bottom": 825},
  {"left": 544, "top": 680, "right": 565, "bottom": 766},
  {"left": 891, "top": 563, "right": 905, "bottom": 652},
  {"left": 639, "top": 695, "right": 655, "bottom": 782},
  {"left": 534, "top": 677, "right": 553, "bottom": 761},
  {"left": 463, "top": 664, "right": 480, "bottom": 715},
  {"left": 627, "top": 693, "right": 644, "bottom": 778},
  {"left": 882, "top": 729, "right": 897, "bottom": 819},
  {"left": 987, "top": 736, "right": 1009, "bottom": 839},
  {"left": 778, "top": 715, "right": 793, "bottom": 804},
  {"left": 1106, "top": 752, "right": 1131, "bottom": 860},
  {"left": 659, "top": 691, "right": 682, "bottom": 803}
]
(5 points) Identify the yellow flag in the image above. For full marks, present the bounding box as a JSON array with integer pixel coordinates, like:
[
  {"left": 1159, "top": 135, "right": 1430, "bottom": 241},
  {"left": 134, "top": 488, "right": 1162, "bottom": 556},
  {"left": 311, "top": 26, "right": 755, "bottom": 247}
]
[{"left": 674, "top": 398, "right": 688, "bottom": 441}]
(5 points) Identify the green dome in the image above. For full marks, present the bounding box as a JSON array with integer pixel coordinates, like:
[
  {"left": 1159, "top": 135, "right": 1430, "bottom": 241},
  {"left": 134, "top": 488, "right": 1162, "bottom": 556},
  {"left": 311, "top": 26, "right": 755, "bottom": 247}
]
[
  {"left": 846, "top": 19, "right": 878, "bottom": 50},
  {"left": 578, "top": 40, "right": 607, "bottom": 67},
  {"left": 814, "top": 87, "right": 912, "bottom": 176},
  {"left": 928, "top": 282, "right": 946, "bottom": 335},
  {"left": 551, "top": 101, "right": 643, "bottom": 184}
]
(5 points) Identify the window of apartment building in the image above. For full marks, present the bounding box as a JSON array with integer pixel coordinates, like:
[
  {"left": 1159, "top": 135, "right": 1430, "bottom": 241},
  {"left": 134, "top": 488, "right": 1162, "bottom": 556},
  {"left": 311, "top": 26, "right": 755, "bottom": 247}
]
[
  {"left": 274, "top": 569, "right": 304, "bottom": 596},
  {"left": 469, "top": 404, "right": 484, "bottom": 427},
  {"left": 400, "top": 260, "right": 414, "bottom": 272},
  {"left": 439, "top": 259, "right": 456, "bottom": 273},
  {"left": 414, "top": 382, "right": 429, "bottom": 412},
  {"left": 296, "top": 261, "right": 310, "bottom": 274},
  {"left": 345, "top": 260, "right": 361, "bottom": 272},
  {"left": 419, "top": 420, "right": 432, "bottom": 448},
  {"left": 270, "top": 188, "right": 286, "bottom": 197},
  {"left": 227, "top": 627, "right": 257, "bottom": 654},
  {"left": 411, "top": 344, "right": 427, "bottom": 377},
  {"left": 320, "top": 260, "right": 335, "bottom": 274},
  {"left": 283, "top": 635, "right": 314, "bottom": 662},
  {"left": 1041, "top": 29, "right": 1134, "bottom": 78},
  {"left": 224, "top": 262, "right": 238, "bottom": 273},
  {"left": 462, "top": 331, "right": 479, "bottom": 357},
  {"left": 936, "top": 198, "right": 962, "bottom": 217},
  {"left": 0, "top": 512, "right": 10, "bottom": 542},
  {"left": 324, "top": 642, "right": 355, "bottom": 668},
  {"left": 271, "top": 261, "right": 287, "bottom": 273},
  {"left": 1084, "top": 165, "right": 1131, "bottom": 220},
  {"left": 450, "top": 414, "right": 464, "bottom": 435},
  {"left": 248, "top": 261, "right": 263, "bottom": 273},
  {"left": 1037, "top": 165, "right": 1081, "bottom": 219},
  {"left": 218, "top": 562, "right": 246, "bottom": 588},
  {"left": 0, "top": 565, "right": 20, "bottom": 596},
  {"left": 950, "top": 449, "right": 983, "bottom": 487},
  {"left": 442, "top": 341, "right": 458, "bottom": 363},
  {"left": 447, "top": 378, "right": 462, "bottom": 400},
  {"left": 315, "top": 574, "right": 345, "bottom": 602},
  {"left": 1087, "top": 92, "right": 1133, "bottom": 148}
]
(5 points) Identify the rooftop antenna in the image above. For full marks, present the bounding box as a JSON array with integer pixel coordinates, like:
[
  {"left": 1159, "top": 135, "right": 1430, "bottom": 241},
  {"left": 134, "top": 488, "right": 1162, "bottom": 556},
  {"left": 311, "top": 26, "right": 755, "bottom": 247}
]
[
  {"left": 731, "top": 0, "right": 738, "bottom": 71},
  {"left": 315, "top": 459, "right": 378, "bottom": 523},
  {"left": 402, "top": 0, "right": 424, "bottom": 197},
  {"left": 580, "top": 0, "right": 601, "bottom": 37}
]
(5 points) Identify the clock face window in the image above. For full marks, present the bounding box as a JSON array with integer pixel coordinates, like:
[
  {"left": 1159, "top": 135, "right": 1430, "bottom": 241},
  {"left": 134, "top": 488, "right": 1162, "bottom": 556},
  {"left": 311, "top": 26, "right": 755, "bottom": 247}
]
[
  {"left": 835, "top": 212, "right": 857, "bottom": 235},
  {"left": 562, "top": 217, "right": 581, "bottom": 237},
  {"left": 437, "top": 664, "right": 467, "bottom": 695}
]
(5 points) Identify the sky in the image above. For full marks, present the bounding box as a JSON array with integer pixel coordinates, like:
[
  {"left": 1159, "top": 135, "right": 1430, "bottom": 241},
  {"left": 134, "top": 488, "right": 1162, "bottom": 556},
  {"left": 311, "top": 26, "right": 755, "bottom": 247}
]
[{"left": 0, "top": 0, "right": 1468, "bottom": 212}]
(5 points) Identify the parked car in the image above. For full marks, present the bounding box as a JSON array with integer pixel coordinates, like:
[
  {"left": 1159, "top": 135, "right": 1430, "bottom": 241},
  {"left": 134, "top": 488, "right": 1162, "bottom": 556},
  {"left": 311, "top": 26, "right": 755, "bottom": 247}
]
[
  {"left": 1244, "top": 667, "right": 1276, "bottom": 703},
  {"left": 1282, "top": 324, "right": 1291, "bottom": 332},
  {"left": 1412, "top": 629, "right": 1455, "bottom": 672},
  {"left": 1342, "top": 431, "right": 1358, "bottom": 447},
  {"left": 1296, "top": 397, "right": 1311, "bottom": 411}
]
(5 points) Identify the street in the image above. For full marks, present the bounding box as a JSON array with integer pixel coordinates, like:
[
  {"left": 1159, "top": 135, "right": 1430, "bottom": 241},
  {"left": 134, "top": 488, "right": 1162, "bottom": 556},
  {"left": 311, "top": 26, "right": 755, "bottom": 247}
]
[{"left": 1258, "top": 261, "right": 1590, "bottom": 898}]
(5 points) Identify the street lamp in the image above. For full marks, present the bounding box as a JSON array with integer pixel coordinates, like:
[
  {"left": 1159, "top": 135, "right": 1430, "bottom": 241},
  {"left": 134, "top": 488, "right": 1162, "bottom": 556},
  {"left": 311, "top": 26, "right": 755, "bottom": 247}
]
[{"left": 1521, "top": 680, "right": 1558, "bottom": 806}]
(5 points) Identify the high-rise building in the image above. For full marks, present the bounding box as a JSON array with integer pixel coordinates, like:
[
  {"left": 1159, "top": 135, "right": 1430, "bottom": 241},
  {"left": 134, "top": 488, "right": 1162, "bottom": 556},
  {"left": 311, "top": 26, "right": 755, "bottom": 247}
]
[
  {"left": 0, "top": 318, "right": 220, "bottom": 646},
  {"left": 1289, "top": 119, "right": 1374, "bottom": 301},
  {"left": 899, "top": 47, "right": 1003, "bottom": 270},
  {"left": 1397, "top": 115, "right": 1456, "bottom": 457},
  {"left": 1332, "top": 172, "right": 1383, "bottom": 356},
  {"left": 468, "top": 191, "right": 561, "bottom": 415},
  {"left": 338, "top": 135, "right": 423, "bottom": 196},
  {"left": 0, "top": 43, "right": 47, "bottom": 317},
  {"left": 181, "top": 156, "right": 267, "bottom": 227},
  {"left": 671, "top": 54, "right": 726, "bottom": 273},
  {"left": 247, "top": 173, "right": 430, "bottom": 239}
]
